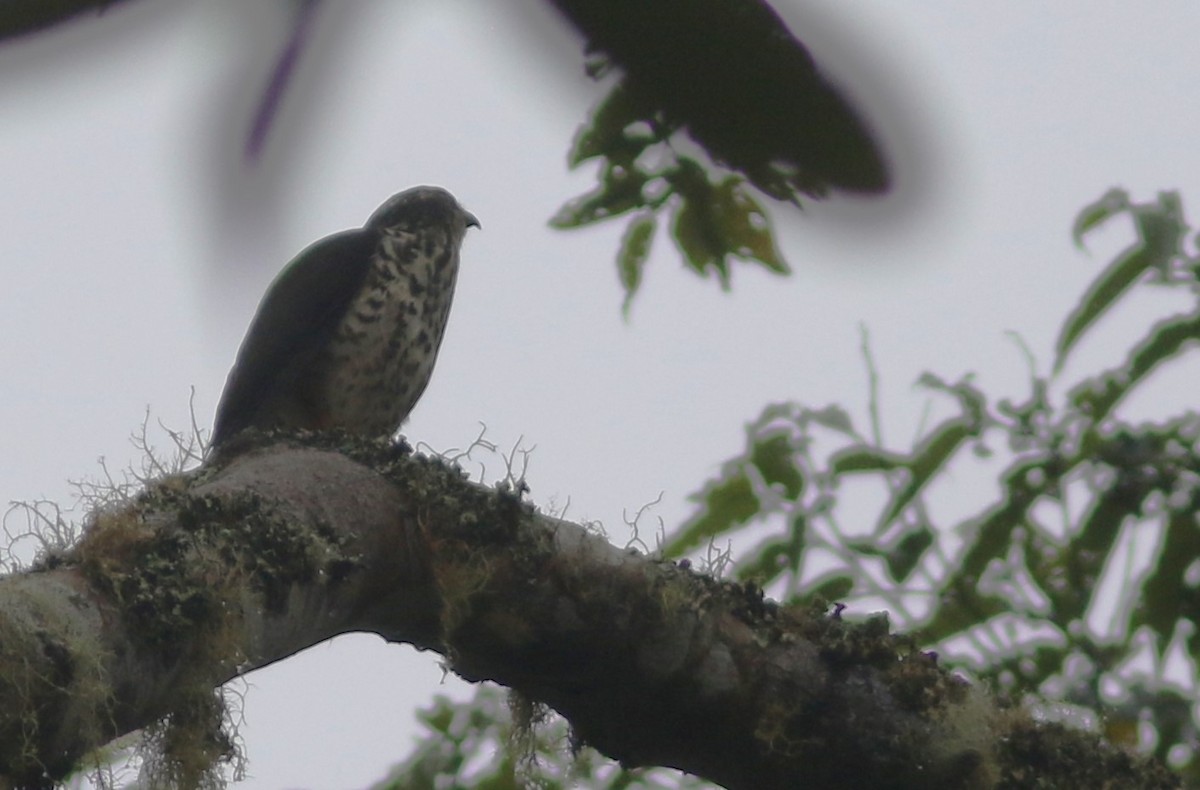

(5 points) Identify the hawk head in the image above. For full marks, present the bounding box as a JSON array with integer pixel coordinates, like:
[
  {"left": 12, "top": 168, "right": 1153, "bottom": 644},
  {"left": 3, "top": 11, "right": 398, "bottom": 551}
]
[{"left": 367, "top": 185, "right": 480, "bottom": 236}]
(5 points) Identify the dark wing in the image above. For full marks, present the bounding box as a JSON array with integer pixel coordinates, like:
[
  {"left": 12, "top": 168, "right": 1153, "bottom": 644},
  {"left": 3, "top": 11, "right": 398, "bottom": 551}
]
[{"left": 210, "top": 229, "right": 377, "bottom": 448}]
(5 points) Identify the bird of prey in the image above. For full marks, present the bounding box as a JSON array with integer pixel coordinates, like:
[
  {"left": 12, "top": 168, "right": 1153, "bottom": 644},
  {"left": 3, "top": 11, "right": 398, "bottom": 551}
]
[{"left": 209, "top": 185, "right": 479, "bottom": 451}]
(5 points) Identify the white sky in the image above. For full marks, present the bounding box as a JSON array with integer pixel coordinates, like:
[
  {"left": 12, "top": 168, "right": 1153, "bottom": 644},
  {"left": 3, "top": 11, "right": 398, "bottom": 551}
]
[{"left": 3, "top": 1, "right": 1200, "bottom": 787}]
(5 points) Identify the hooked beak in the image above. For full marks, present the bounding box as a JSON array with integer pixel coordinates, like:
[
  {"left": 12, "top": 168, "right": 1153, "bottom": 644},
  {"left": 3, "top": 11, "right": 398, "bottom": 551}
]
[{"left": 464, "top": 210, "right": 481, "bottom": 230}]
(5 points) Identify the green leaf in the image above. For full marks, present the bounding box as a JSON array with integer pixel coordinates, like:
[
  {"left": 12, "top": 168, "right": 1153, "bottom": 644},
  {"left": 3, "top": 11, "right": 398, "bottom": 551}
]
[
  {"left": 673, "top": 196, "right": 730, "bottom": 283},
  {"left": 669, "top": 169, "right": 791, "bottom": 284},
  {"left": 875, "top": 419, "right": 974, "bottom": 531},
  {"left": 735, "top": 536, "right": 795, "bottom": 586},
  {"left": 1071, "top": 187, "right": 1129, "bottom": 249},
  {"left": 1068, "top": 312, "right": 1200, "bottom": 421},
  {"left": 809, "top": 575, "right": 854, "bottom": 602},
  {"left": 713, "top": 179, "right": 789, "bottom": 274},
  {"left": 830, "top": 446, "right": 906, "bottom": 474},
  {"left": 549, "top": 164, "right": 648, "bottom": 229},
  {"left": 886, "top": 526, "right": 933, "bottom": 582},
  {"left": 805, "top": 404, "right": 857, "bottom": 436},
  {"left": 668, "top": 157, "right": 737, "bottom": 284},
  {"left": 750, "top": 433, "right": 804, "bottom": 499},
  {"left": 916, "top": 372, "right": 988, "bottom": 429},
  {"left": 1054, "top": 193, "right": 1185, "bottom": 372},
  {"left": 568, "top": 83, "right": 650, "bottom": 168},
  {"left": 1140, "top": 509, "right": 1200, "bottom": 639},
  {"left": 1054, "top": 485, "right": 1133, "bottom": 624},
  {"left": 664, "top": 472, "right": 759, "bottom": 556},
  {"left": 421, "top": 699, "right": 455, "bottom": 735},
  {"left": 617, "top": 212, "right": 656, "bottom": 316}
]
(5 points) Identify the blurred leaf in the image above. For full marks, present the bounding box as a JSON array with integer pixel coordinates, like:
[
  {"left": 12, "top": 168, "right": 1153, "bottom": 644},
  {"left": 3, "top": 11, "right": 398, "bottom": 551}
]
[
  {"left": 750, "top": 434, "right": 804, "bottom": 499},
  {"left": 830, "top": 446, "right": 906, "bottom": 474},
  {"left": 673, "top": 195, "right": 729, "bottom": 283},
  {"left": 568, "top": 82, "right": 655, "bottom": 167},
  {"left": 0, "top": 0, "right": 140, "bottom": 42},
  {"left": 549, "top": 163, "right": 648, "bottom": 228},
  {"left": 391, "top": 689, "right": 704, "bottom": 789},
  {"left": 1139, "top": 509, "right": 1200, "bottom": 639},
  {"left": 1069, "top": 493, "right": 1137, "bottom": 603},
  {"left": 916, "top": 372, "right": 988, "bottom": 429},
  {"left": 809, "top": 575, "right": 854, "bottom": 602},
  {"left": 915, "top": 576, "right": 1010, "bottom": 646},
  {"left": 1068, "top": 312, "right": 1200, "bottom": 421},
  {"left": 1071, "top": 187, "right": 1129, "bottom": 249},
  {"left": 875, "top": 419, "right": 974, "bottom": 531},
  {"left": 424, "top": 702, "right": 454, "bottom": 735},
  {"left": 944, "top": 456, "right": 1063, "bottom": 609},
  {"left": 617, "top": 212, "right": 656, "bottom": 315},
  {"left": 713, "top": 179, "right": 789, "bottom": 274},
  {"left": 805, "top": 404, "right": 856, "bottom": 436},
  {"left": 548, "top": 0, "right": 890, "bottom": 198},
  {"left": 886, "top": 526, "right": 933, "bottom": 582},
  {"left": 668, "top": 162, "right": 791, "bottom": 287},
  {"left": 1053, "top": 245, "right": 1149, "bottom": 372},
  {"left": 667, "top": 403, "right": 812, "bottom": 557},
  {"left": 1054, "top": 192, "right": 1185, "bottom": 372},
  {"left": 665, "top": 471, "right": 758, "bottom": 557},
  {"left": 671, "top": 162, "right": 729, "bottom": 283},
  {"left": 557, "top": 119, "right": 792, "bottom": 305},
  {"left": 735, "top": 536, "right": 796, "bottom": 586}
]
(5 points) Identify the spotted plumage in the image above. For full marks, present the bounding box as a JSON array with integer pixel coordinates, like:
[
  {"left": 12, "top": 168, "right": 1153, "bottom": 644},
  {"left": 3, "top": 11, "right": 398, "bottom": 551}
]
[{"left": 210, "top": 186, "right": 478, "bottom": 450}]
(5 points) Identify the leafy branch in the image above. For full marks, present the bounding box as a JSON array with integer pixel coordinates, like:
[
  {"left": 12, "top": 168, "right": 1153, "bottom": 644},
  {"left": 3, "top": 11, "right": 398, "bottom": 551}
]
[{"left": 664, "top": 189, "right": 1200, "bottom": 776}]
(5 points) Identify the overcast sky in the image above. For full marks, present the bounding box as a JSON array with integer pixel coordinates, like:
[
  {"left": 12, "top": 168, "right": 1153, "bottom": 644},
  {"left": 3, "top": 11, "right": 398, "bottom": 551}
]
[{"left": 3, "top": 1, "right": 1200, "bottom": 787}]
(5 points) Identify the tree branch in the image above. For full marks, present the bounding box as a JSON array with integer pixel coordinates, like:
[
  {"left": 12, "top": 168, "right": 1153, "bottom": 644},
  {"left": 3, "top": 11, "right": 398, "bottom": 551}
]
[{"left": 0, "top": 440, "right": 1178, "bottom": 788}]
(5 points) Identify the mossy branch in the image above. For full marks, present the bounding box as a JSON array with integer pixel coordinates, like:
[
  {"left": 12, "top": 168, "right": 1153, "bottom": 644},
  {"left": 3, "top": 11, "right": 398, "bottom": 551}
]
[{"left": 0, "top": 440, "right": 1177, "bottom": 789}]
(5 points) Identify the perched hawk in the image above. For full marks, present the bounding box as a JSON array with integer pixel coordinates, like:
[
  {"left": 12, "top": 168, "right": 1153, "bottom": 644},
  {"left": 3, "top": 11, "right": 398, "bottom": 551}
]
[{"left": 210, "top": 186, "right": 478, "bottom": 451}]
